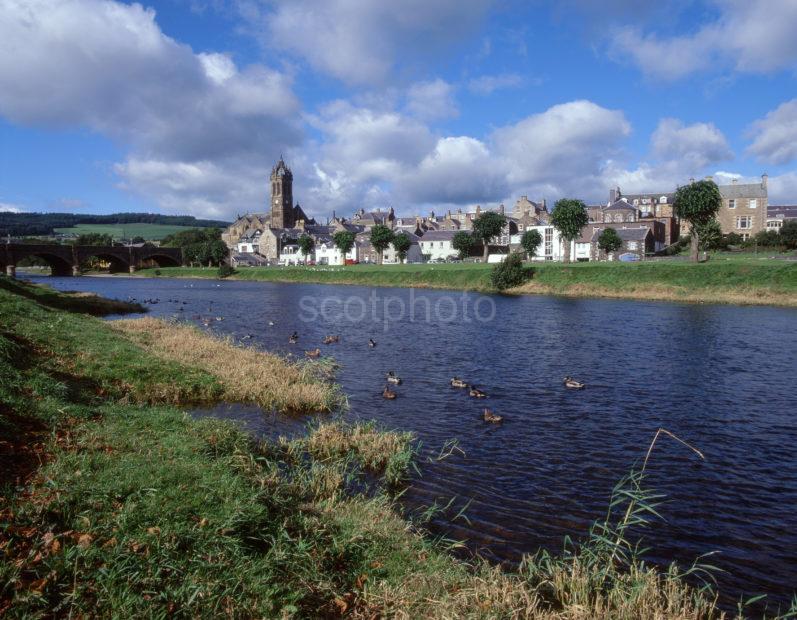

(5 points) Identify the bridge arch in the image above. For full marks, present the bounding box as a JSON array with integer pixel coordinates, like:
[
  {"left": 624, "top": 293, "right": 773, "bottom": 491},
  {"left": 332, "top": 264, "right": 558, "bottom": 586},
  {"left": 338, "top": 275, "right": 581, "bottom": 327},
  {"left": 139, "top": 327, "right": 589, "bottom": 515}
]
[
  {"left": 20, "top": 251, "right": 74, "bottom": 276},
  {"left": 138, "top": 252, "right": 181, "bottom": 268}
]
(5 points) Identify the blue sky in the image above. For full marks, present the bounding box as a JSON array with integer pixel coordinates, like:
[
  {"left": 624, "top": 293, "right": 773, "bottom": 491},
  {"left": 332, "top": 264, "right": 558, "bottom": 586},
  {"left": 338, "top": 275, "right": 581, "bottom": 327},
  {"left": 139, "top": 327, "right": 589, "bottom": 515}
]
[{"left": 2, "top": 0, "right": 797, "bottom": 221}]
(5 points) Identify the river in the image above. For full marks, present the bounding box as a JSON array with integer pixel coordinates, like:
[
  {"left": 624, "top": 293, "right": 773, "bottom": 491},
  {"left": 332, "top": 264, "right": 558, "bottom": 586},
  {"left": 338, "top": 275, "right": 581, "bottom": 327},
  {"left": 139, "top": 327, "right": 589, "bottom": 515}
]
[{"left": 31, "top": 275, "right": 797, "bottom": 612}]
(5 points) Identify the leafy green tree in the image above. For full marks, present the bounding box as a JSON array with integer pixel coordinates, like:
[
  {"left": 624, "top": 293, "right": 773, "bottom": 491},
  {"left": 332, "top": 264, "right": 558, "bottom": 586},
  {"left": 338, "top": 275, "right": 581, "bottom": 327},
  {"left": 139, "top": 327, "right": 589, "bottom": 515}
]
[
  {"left": 297, "top": 234, "right": 315, "bottom": 262},
  {"left": 332, "top": 230, "right": 356, "bottom": 261},
  {"left": 369, "top": 224, "right": 394, "bottom": 264},
  {"left": 520, "top": 229, "right": 542, "bottom": 259},
  {"left": 490, "top": 252, "right": 531, "bottom": 291},
  {"left": 550, "top": 199, "right": 589, "bottom": 263},
  {"left": 597, "top": 227, "right": 623, "bottom": 258},
  {"left": 391, "top": 232, "right": 412, "bottom": 263},
  {"left": 472, "top": 212, "right": 507, "bottom": 261},
  {"left": 452, "top": 231, "right": 475, "bottom": 259},
  {"left": 74, "top": 232, "right": 114, "bottom": 246},
  {"left": 131, "top": 236, "right": 146, "bottom": 244},
  {"left": 695, "top": 219, "right": 723, "bottom": 251},
  {"left": 674, "top": 180, "right": 722, "bottom": 261},
  {"left": 780, "top": 219, "right": 797, "bottom": 249},
  {"left": 752, "top": 229, "right": 781, "bottom": 248},
  {"left": 217, "top": 264, "right": 236, "bottom": 278},
  {"left": 724, "top": 232, "right": 744, "bottom": 247},
  {"left": 162, "top": 228, "right": 224, "bottom": 267}
]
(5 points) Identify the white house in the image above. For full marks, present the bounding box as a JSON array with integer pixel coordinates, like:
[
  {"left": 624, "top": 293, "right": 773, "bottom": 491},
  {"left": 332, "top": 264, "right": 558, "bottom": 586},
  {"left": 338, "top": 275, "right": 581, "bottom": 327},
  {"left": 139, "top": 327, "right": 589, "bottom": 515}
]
[
  {"left": 314, "top": 240, "right": 358, "bottom": 265},
  {"left": 418, "top": 230, "right": 459, "bottom": 261},
  {"left": 278, "top": 243, "right": 302, "bottom": 266},
  {"left": 510, "top": 225, "right": 572, "bottom": 261},
  {"left": 236, "top": 229, "right": 262, "bottom": 254}
]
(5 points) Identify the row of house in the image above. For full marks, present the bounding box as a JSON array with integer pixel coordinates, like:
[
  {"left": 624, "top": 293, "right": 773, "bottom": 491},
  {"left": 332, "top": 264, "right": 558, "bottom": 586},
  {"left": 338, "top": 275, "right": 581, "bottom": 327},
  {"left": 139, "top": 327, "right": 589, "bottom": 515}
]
[{"left": 224, "top": 161, "right": 792, "bottom": 265}]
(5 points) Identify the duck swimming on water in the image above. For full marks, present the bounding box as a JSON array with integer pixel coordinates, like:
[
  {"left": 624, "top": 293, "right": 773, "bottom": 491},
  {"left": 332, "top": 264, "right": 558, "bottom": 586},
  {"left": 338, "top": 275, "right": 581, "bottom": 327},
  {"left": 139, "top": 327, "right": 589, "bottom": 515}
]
[
  {"left": 563, "top": 376, "right": 585, "bottom": 389},
  {"left": 368, "top": 338, "right": 377, "bottom": 348},
  {"left": 386, "top": 371, "right": 402, "bottom": 385},
  {"left": 469, "top": 386, "right": 487, "bottom": 398},
  {"left": 450, "top": 377, "right": 468, "bottom": 389},
  {"left": 305, "top": 348, "right": 321, "bottom": 358},
  {"left": 382, "top": 386, "right": 397, "bottom": 400},
  {"left": 483, "top": 408, "right": 503, "bottom": 423},
  {"left": 289, "top": 331, "right": 299, "bottom": 344}
]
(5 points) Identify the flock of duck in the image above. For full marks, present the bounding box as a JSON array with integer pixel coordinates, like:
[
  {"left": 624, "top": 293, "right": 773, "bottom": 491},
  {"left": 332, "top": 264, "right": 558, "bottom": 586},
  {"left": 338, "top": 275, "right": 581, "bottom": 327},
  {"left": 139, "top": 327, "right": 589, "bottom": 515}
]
[{"left": 285, "top": 330, "right": 586, "bottom": 425}]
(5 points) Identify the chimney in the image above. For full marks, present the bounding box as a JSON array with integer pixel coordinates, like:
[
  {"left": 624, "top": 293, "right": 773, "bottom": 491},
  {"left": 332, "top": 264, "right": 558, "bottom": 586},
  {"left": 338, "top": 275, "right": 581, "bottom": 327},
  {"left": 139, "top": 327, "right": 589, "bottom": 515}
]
[
  {"left": 762, "top": 173, "right": 768, "bottom": 189},
  {"left": 499, "top": 203, "right": 505, "bottom": 214},
  {"left": 609, "top": 188, "right": 617, "bottom": 203},
  {"left": 731, "top": 178, "right": 737, "bottom": 184}
]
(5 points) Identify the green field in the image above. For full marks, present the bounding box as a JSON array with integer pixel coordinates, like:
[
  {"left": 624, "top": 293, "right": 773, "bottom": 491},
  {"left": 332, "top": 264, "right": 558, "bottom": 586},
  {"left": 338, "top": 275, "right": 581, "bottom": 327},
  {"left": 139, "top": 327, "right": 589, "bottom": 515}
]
[
  {"left": 141, "top": 255, "right": 797, "bottom": 307},
  {"left": 54, "top": 222, "right": 220, "bottom": 240}
]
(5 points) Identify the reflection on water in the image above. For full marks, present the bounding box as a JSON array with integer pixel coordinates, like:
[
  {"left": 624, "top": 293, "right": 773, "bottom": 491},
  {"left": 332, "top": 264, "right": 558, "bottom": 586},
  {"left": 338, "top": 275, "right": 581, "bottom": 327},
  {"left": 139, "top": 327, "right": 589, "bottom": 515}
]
[{"left": 34, "top": 275, "right": 797, "bottom": 611}]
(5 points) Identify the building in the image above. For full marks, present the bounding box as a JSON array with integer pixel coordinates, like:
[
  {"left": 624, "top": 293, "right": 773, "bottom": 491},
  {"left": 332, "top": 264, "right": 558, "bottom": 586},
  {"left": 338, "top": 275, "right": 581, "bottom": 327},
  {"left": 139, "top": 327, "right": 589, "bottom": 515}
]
[
  {"left": 589, "top": 226, "right": 655, "bottom": 261},
  {"left": 715, "top": 175, "right": 768, "bottom": 240},
  {"left": 418, "top": 230, "right": 459, "bottom": 262},
  {"left": 767, "top": 205, "right": 797, "bottom": 231}
]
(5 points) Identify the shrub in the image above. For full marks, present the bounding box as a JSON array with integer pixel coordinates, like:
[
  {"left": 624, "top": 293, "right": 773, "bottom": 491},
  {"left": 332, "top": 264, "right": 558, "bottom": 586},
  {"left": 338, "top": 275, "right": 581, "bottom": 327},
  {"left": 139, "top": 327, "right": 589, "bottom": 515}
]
[
  {"left": 154, "top": 269, "right": 162, "bottom": 276},
  {"left": 490, "top": 253, "right": 532, "bottom": 291},
  {"left": 217, "top": 264, "right": 236, "bottom": 278}
]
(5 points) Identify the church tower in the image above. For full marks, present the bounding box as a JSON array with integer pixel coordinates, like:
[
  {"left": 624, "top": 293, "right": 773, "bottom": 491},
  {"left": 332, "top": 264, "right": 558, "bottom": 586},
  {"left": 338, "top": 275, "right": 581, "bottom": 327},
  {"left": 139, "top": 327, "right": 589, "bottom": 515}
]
[{"left": 270, "top": 157, "right": 294, "bottom": 229}]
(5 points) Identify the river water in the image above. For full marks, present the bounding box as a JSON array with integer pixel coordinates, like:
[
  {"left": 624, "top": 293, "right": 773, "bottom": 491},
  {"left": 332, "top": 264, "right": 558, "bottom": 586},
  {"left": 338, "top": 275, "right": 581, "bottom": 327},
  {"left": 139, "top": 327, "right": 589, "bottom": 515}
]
[{"left": 32, "top": 275, "right": 797, "bottom": 612}]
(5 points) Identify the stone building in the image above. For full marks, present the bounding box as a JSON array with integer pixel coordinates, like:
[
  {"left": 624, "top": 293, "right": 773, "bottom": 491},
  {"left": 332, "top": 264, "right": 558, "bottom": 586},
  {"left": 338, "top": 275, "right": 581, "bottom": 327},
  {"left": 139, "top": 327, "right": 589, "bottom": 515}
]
[
  {"left": 715, "top": 175, "right": 768, "bottom": 240},
  {"left": 767, "top": 205, "right": 797, "bottom": 231}
]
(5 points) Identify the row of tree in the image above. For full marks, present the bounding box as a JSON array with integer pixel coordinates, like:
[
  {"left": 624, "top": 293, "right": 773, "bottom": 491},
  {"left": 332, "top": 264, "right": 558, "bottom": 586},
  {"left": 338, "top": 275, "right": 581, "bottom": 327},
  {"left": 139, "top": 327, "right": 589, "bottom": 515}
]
[
  {"left": 160, "top": 228, "right": 227, "bottom": 267},
  {"left": 296, "top": 226, "right": 414, "bottom": 264}
]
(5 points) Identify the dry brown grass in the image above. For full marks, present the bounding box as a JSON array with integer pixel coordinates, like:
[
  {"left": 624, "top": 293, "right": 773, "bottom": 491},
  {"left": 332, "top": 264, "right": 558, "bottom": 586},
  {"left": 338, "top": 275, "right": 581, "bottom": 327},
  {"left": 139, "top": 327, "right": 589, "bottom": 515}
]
[
  {"left": 512, "top": 281, "right": 797, "bottom": 307},
  {"left": 304, "top": 421, "right": 414, "bottom": 471},
  {"left": 112, "top": 317, "right": 343, "bottom": 413}
]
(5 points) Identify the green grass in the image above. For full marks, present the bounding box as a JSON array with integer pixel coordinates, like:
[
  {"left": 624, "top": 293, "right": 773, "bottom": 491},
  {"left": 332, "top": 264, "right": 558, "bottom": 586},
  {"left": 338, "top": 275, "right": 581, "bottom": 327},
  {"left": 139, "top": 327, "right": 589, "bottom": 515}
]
[
  {"left": 2, "top": 277, "right": 791, "bottom": 617},
  {"left": 54, "top": 223, "right": 220, "bottom": 241},
  {"left": 141, "top": 256, "right": 797, "bottom": 306}
]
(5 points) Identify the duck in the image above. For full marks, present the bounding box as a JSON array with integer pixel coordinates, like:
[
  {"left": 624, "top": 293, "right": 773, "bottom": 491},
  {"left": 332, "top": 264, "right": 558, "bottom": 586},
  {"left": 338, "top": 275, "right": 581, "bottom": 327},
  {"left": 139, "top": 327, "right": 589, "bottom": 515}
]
[
  {"left": 450, "top": 377, "right": 468, "bottom": 389},
  {"left": 305, "top": 348, "right": 321, "bottom": 358},
  {"left": 469, "top": 386, "right": 487, "bottom": 398},
  {"left": 268, "top": 321, "right": 275, "bottom": 326},
  {"left": 322, "top": 335, "right": 340, "bottom": 345},
  {"left": 483, "top": 408, "right": 503, "bottom": 423},
  {"left": 288, "top": 331, "right": 299, "bottom": 344},
  {"left": 563, "top": 376, "right": 585, "bottom": 390},
  {"left": 382, "top": 386, "right": 397, "bottom": 400},
  {"left": 368, "top": 338, "right": 377, "bottom": 348},
  {"left": 386, "top": 371, "right": 402, "bottom": 385}
]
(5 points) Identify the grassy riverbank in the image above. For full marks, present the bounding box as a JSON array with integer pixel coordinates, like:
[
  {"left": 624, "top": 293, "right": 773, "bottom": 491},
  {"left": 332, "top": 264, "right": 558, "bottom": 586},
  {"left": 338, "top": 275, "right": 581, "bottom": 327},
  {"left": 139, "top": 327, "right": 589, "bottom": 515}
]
[
  {"left": 0, "top": 278, "right": 777, "bottom": 617},
  {"left": 140, "top": 256, "right": 797, "bottom": 306}
]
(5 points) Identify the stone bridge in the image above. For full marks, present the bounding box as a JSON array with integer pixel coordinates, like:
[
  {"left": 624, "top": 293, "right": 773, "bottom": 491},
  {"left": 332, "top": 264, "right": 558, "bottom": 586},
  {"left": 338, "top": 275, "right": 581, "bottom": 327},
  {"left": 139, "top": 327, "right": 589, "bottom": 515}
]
[{"left": 1, "top": 243, "right": 183, "bottom": 277}]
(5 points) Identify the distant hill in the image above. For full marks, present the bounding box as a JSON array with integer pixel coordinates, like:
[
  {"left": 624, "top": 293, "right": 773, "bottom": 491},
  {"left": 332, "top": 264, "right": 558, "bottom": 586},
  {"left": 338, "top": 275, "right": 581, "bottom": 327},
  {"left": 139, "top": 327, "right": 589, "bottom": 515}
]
[
  {"left": 52, "top": 223, "right": 222, "bottom": 242},
  {"left": 0, "top": 212, "right": 230, "bottom": 238}
]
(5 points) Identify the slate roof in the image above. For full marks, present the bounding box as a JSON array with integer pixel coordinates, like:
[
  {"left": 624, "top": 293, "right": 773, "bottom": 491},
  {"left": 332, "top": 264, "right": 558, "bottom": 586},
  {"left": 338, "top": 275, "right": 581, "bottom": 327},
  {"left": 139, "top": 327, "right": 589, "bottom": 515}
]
[
  {"left": 603, "top": 199, "right": 638, "bottom": 211},
  {"left": 719, "top": 182, "right": 767, "bottom": 199},
  {"left": 589, "top": 227, "right": 651, "bottom": 242},
  {"left": 418, "top": 230, "right": 457, "bottom": 242},
  {"left": 768, "top": 205, "right": 797, "bottom": 220}
]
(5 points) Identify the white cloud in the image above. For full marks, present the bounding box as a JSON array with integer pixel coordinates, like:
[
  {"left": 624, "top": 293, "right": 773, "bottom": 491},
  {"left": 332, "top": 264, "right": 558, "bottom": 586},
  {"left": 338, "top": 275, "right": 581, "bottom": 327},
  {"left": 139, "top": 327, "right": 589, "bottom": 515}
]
[
  {"left": 0, "top": 0, "right": 303, "bottom": 218},
  {"left": 467, "top": 73, "right": 525, "bottom": 95},
  {"left": 405, "top": 79, "right": 458, "bottom": 121},
  {"left": 493, "top": 100, "right": 631, "bottom": 196},
  {"left": 609, "top": 0, "right": 797, "bottom": 81},
  {"left": 251, "top": 0, "right": 493, "bottom": 85},
  {"left": 747, "top": 99, "right": 797, "bottom": 165},
  {"left": 651, "top": 118, "right": 732, "bottom": 169},
  {"left": 0, "top": 202, "right": 25, "bottom": 213}
]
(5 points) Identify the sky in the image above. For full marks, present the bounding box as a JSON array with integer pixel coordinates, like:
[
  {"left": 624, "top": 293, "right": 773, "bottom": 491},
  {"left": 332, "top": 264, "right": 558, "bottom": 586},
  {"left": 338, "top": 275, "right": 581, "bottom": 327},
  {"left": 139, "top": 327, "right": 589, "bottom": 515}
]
[{"left": 2, "top": 0, "right": 797, "bottom": 221}]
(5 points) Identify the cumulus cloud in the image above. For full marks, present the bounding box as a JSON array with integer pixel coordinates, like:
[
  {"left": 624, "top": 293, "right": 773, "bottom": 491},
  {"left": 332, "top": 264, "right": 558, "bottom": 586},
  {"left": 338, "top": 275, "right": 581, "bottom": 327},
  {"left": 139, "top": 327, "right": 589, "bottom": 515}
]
[
  {"left": 492, "top": 100, "right": 631, "bottom": 196},
  {"left": 747, "top": 99, "right": 797, "bottom": 165},
  {"left": 250, "top": 0, "right": 493, "bottom": 85},
  {"left": 467, "top": 73, "right": 525, "bottom": 95},
  {"left": 651, "top": 118, "right": 732, "bottom": 169},
  {"left": 405, "top": 79, "right": 458, "bottom": 121},
  {"left": 0, "top": 202, "right": 25, "bottom": 213},
  {"left": 0, "top": 0, "right": 303, "bottom": 217},
  {"left": 609, "top": 0, "right": 797, "bottom": 80}
]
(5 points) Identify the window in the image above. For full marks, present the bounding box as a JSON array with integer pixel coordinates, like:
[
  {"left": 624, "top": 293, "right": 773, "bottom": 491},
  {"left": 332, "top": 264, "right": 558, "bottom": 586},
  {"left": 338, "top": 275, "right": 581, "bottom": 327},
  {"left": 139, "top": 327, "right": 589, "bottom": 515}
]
[
  {"left": 767, "top": 220, "right": 783, "bottom": 229},
  {"left": 728, "top": 199, "right": 736, "bottom": 209},
  {"left": 749, "top": 199, "right": 758, "bottom": 209},
  {"left": 660, "top": 196, "right": 668, "bottom": 204},
  {"left": 628, "top": 241, "right": 638, "bottom": 251},
  {"left": 544, "top": 227, "right": 553, "bottom": 256},
  {"left": 626, "top": 214, "right": 635, "bottom": 222},
  {"left": 736, "top": 216, "right": 753, "bottom": 230}
]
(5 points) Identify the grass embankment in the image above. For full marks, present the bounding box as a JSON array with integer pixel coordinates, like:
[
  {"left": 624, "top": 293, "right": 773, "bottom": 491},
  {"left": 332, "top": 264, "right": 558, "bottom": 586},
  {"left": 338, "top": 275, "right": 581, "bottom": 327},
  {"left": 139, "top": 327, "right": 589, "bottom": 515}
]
[
  {"left": 141, "top": 256, "right": 797, "bottom": 306},
  {"left": 0, "top": 277, "right": 773, "bottom": 617}
]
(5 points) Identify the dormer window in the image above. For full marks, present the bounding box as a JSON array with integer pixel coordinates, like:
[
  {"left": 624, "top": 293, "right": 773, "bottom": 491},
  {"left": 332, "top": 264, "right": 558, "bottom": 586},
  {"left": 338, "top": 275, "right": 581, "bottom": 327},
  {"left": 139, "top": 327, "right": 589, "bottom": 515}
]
[{"left": 660, "top": 196, "right": 668, "bottom": 204}]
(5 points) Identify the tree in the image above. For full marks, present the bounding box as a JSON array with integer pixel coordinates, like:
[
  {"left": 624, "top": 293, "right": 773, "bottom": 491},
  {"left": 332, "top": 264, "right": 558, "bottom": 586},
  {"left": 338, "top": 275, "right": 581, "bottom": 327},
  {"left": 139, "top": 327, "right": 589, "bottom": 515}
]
[
  {"left": 520, "top": 229, "right": 542, "bottom": 259},
  {"left": 695, "top": 219, "right": 723, "bottom": 251},
  {"left": 297, "top": 234, "right": 315, "bottom": 262},
  {"left": 162, "top": 228, "right": 226, "bottom": 267},
  {"left": 472, "top": 212, "right": 507, "bottom": 261},
  {"left": 391, "top": 232, "right": 412, "bottom": 263},
  {"left": 597, "top": 227, "right": 623, "bottom": 257},
  {"left": 131, "top": 236, "right": 146, "bottom": 244},
  {"left": 452, "top": 231, "right": 475, "bottom": 259},
  {"left": 73, "top": 232, "right": 114, "bottom": 246},
  {"left": 550, "top": 199, "right": 589, "bottom": 263},
  {"left": 780, "top": 219, "right": 797, "bottom": 249},
  {"left": 674, "top": 179, "right": 722, "bottom": 262},
  {"left": 490, "top": 252, "right": 531, "bottom": 291},
  {"left": 332, "top": 230, "right": 357, "bottom": 263},
  {"left": 369, "top": 224, "right": 394, "bottom": 264}
]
